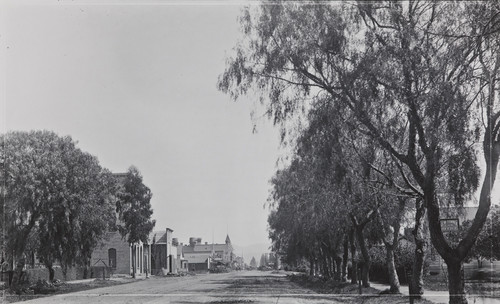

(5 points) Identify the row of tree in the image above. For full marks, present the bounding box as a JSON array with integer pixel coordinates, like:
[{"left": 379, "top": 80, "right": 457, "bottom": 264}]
[
  {"left": 248, "top": 253, "right": 278, "bottom": 269},
  {"left": 0, "top": 130, "right": 155, "bottom": 289},
  {"left": 218, "top": 2, "right": 500, "bottom": 304}
]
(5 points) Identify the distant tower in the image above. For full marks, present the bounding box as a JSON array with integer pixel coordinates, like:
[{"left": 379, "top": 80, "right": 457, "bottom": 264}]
[{"left": 225, "top": 234, "right": 231, "bottom": 245}]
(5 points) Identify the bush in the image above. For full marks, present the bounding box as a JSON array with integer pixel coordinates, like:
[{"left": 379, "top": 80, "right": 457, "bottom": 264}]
[
  {"left": 209, "top": 265, "right": 230, "bottom": 273},
  {"left": 368, "top": 241, "right": 431, "bottom": 285},
  {"left": 369, "top": 246, "right": 389, "bottom": 283},
  {"left": 30, "top": 279, "right": 56, "bottom": 294},
  {"left": 395, "top": 241, "right": 415, "bottom": 271}
]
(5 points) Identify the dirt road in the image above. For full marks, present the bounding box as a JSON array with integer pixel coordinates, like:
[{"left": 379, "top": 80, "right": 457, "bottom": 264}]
[{"left": 11, "top": 271, "right": 357, "bottom": 304}]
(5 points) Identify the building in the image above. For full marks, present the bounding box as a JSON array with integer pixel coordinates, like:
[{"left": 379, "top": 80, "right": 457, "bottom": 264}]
[
  {"left": 176, "top": 239, "right": 188, "bottom": 272},
  {"left": 91, "top": 230, "right": 151, "bottom": 276},
  {"left": 425, "top": 205, "right": 500, "bottom": 279},
  {"left": 181, "top": 235, "right": 234, "bottom": 272},
  {"left": 92, "top": 228, "right": 180, "bottom": 277},
  {"left": 91, "top": 173, "right": 164, "bottom": 277},
  {"left": 149, "top": 228, "right": 178, "bottom": 275}
]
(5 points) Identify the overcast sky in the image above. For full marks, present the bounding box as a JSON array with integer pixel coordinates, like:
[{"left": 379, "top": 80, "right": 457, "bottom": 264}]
[{"left": 1, "top": 0, "right": 283, "bottom": 250}]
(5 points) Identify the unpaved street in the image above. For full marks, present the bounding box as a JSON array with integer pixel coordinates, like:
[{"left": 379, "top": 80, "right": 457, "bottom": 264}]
[{"left": 11, "top": 271, "right": 357, "bottom": 304}]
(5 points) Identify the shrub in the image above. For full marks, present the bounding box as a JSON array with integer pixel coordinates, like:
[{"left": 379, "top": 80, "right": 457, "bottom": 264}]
[{"left": 30, "top": 279, "right": 56, "bottom": 294}]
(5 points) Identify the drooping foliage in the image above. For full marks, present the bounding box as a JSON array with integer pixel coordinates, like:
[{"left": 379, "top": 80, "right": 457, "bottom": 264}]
[
  {"left": 221, "top": 2, "right": 500, "bottom": 302},
  {"left": 0, "top": 130, "right": 116, "bottom": 284}
]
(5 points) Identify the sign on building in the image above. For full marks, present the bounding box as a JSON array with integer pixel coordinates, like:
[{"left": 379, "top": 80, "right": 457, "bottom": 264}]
[{"left": 440, "top": 218, "right": 459, "bottom": 232}]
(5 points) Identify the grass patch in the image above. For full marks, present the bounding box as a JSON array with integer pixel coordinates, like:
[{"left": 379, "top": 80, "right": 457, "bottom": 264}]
[
  {"left": 287, "top": 274, "right": 435, "bottom": 304},
  {"left": 3, "top": 279, "right": 132, "bottom": 303},
  {"left": 425, "top": 272, "right": 500, "bottom": 296},
  {"left": 288, "top": 273, "right": 381, "bottom": 294}
]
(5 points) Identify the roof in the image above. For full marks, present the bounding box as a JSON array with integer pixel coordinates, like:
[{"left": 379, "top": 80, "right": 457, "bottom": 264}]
[
  {"left": 149, "top": 230, "right": 167, "bottom": 244},
  {"left": 184, "top": 254, "right": 210, "bottom": 264},
  {"left": 182, "top": 243, "right": 230, "bottom": 254},
  {"left": 225, "top": 234, "right": 231, "bottom": 244},
  {"left": 440, "top": 206, "right": 478, "bottom": 223}
]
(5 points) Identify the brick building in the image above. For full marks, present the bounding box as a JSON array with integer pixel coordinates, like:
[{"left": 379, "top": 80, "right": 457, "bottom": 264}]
[
  {"left": 91, "top": 231, "right": 150, "bottom": 276},
  {"left": 91, "top": 173, "right": 159, "bottom": 277}
]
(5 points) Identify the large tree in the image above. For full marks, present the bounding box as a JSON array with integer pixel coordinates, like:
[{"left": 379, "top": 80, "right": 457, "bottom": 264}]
[
  {"left": 268, "top": 86, "right": 412, "bottom": 290},
  {"left": 37, "top": 151, "right": 117, "bottom": 281},
  {"left": 267, "top": 113, "right": 383, "bottom": 286},
  {"left": 219, "top": 2, "right": 500, "bottom": 303},
  {"left": 116, "top": 166, "right": 156, "bottom": 278},
  {"left": 0, "top": 131, "right": 116, "bottom": 286}
]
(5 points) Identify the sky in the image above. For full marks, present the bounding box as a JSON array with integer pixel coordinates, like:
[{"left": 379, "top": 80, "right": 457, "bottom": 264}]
[
  {"left": 3, "top": 0, "right": 499, "bottom": 261},
  {"left": 0, "top": 0, "right": 283, "bottom": 251}
]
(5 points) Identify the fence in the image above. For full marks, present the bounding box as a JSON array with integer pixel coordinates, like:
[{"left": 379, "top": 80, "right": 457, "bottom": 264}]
[{"left": 1, "top": 267, "right": 88, "bottom": 285}]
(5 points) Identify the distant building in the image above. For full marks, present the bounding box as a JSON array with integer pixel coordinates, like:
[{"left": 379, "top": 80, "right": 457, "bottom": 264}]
[
  {"left": 181, "top": 235, "right": 234, "bottom": 272},
  {"left": 176, "top": 240, "right": 188, "bottom": 272}
]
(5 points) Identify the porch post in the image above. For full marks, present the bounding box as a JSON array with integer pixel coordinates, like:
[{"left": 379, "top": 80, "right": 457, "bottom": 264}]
[{"left": 149, "top": 244, "right": 152, "bottom": 276}]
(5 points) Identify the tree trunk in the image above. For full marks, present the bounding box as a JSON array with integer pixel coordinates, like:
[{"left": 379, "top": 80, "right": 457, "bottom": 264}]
[
  {"left": 446, "top": 260, "right": 467, "bottom": 304},
  {"left": 330, "top": 255, "right": 335, "bottom": 279},
  {"left": 10, "top": 256, "right": 25, "bottom": 290},
  {"left": 62, "top": 264, "right": 68, "bottom": 281},
  {"left": 376, "top": 201, "right": 404, "bottom": 294},
  {"left": 320, "top": 247, "right": 330, "bottom": 278},
  {"left": 30, "top": 252, "right": 35, "bottom": 268},
  {"left": 328, "top": 257, "right": 333, "bottom": 279},
  {"left": 412, "top": 239, "right": 426, "bottom": 295},
  {"left": 412, "top": 200, "right": 427, "bottom": 296},
  {"left": 335, "top": 256, "right": 342, "bottom": 281},
  {"left": 83, "top": 265, "right": 89, "bottom": 279},
  {"left": 84, "top": 258, "right": 91, "bottom": 279},
  {"left": 309, "top": 256, "right": 314, "bottom": 276},
  {"left": 342, "top": 236, "right": 348, "bottom": 282},
  {"left": 48, "top": 265, "right": 55, "bottom": 282},
  {"left": 350, "top": 229, "right": 358, "bottom": 284},
  {"left": 321, "top": 255, "right": 329, "bottom": 278},
  {"left": 355, "top": 226, "right": 370, "bottom": 287},
  {"left": 386, "top": 245, "right": 400, "bottom": 293},
  {"left": 361, "top": 261, "right": 370, "bottom": 288}
]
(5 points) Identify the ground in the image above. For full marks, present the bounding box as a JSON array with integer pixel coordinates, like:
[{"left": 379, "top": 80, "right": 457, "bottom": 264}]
[{"left": 1, "top": 271, "right": 431, "bottom": 304}]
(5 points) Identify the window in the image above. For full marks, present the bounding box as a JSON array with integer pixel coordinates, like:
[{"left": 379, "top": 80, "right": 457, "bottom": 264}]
[{"left": 108, "top": 248, "right": 117, "bottom": 269}]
